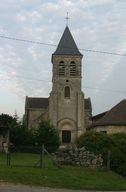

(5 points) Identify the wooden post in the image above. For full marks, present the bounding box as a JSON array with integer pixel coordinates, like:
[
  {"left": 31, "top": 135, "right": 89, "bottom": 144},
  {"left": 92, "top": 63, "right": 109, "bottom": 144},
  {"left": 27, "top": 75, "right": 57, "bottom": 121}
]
[
  {"left": 40, "top": 144, "right": 44, "bottom": 168},
  {"left": 8, "top": 148, "right": 11, "bottom": 166},
  {"left": 44, "top": 147, "right": 61, "bottom": 168},
  {"left": 6, "top": 144, "right": 11, "bottom": 167},
  {"left": 6, "top": 151, "right": 9, "bottom": 166},
  {"left": 6, "top": 126, "right": 10, "bottom": 166},
  {"left": 107, "top": 150, "right": 111, "bottom": 171}
]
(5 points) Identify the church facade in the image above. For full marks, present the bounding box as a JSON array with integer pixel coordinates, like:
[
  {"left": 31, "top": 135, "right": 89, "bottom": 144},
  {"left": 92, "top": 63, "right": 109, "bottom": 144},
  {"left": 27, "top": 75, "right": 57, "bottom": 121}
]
[{"left": 25, "top": 26, "right": 92, "bottom": 144}]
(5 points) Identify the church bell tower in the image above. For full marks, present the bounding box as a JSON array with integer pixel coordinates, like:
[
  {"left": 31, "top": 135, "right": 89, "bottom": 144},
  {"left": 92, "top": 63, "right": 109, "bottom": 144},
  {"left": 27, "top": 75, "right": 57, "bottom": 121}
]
[{"left": 49, "top": 26, "right": 85, "bottom": 144}]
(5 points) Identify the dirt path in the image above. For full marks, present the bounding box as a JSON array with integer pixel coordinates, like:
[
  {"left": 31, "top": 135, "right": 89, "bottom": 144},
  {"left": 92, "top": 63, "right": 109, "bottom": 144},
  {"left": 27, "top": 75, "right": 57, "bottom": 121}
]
[
  {"left": 0, "top": 183, "right": 91, "bottom": 192},
  {"left": 0, "top": 183, "right": 126, "bottom": 192}
]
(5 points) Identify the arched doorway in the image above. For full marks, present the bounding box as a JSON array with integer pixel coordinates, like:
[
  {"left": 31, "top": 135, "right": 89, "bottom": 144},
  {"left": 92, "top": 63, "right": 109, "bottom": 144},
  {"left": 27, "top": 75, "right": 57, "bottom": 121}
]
[{"left": 58, "top": 118, "right": 76, "bottom": 144}]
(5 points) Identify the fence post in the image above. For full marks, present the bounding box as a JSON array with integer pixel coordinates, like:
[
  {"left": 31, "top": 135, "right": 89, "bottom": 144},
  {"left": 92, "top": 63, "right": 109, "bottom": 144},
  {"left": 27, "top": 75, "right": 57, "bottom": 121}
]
[
  {"left": 6, "top": 152, "right": 8, "bottom": 166},
  {"left": 107, "top": 150, "right": 111, "bottom": 171},
  {"left": 44, "top": 147, "right": 61, "bottom": 168},
  {"left": 6, "top": 145, "right": 11, "bottom": 166},
  {"left": 40, "top": 144, "right": 44, "bottom": 168}
]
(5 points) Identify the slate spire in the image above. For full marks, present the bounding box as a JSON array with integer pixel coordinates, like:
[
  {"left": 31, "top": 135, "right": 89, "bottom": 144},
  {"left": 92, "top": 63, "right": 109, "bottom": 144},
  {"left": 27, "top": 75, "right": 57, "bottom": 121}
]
[{"left": 53, "top": 26, "right": 83, "bottom": 57}]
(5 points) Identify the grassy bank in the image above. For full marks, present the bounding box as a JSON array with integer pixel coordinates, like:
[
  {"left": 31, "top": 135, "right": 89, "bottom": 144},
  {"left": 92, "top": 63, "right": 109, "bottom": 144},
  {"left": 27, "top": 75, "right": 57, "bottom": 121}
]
[{"left": 0, "top": 153, "right": 126, "bottom": 190}]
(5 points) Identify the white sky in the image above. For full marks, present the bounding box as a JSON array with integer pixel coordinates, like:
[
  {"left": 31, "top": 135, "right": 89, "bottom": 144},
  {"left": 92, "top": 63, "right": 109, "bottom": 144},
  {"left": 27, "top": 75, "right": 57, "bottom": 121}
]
[{"left": 0, "top": 0, "right": 126, "bottom": 118}]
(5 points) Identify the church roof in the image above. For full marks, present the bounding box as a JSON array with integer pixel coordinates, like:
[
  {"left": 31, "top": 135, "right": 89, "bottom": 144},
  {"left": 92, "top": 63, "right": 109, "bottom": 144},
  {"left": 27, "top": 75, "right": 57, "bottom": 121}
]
[
  {"left": 53, "top": 26, "right": 82, "bottom": 56},
  {"left": 92, "top": 100, "right": 126, "bottom": 126},
  {"left": 92, "top": 111, "right": 107, "bottom": 122},
  {"left": 25, "top": 97, "right": 49, "bottom": 109}
]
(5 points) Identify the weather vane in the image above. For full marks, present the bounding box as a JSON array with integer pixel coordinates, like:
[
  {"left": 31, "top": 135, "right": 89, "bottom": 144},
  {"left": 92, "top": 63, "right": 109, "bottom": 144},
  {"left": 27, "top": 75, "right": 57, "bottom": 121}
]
[{"left": 65, "top": 12, "right": 70, "bottom": 26}]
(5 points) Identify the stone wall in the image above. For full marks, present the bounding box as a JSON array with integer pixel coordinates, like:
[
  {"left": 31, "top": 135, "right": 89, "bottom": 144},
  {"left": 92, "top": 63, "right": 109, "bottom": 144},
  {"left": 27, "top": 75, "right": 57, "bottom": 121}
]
[
  {"left": 27, "top": 108, "right": 48, "bottom": 129},
  {"left": 93, "top": 125, "right": 126, "bottom": 134},
  {"left": 55, "top": 147, "right": 103, "bottom": 168}
]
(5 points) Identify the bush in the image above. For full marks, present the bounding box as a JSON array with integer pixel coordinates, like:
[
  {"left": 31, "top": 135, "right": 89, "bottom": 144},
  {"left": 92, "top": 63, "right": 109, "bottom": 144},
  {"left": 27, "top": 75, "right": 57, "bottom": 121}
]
[
  {"left": 77, "top": 132, "right": 126, "bottom": 177},
  {"left": 76, "top": 132, "right": 112, "bottom": 164},
  {"left": 116, "top": 163, "right": 126, "bottom": 177},
  {"left": 109, "top": 133, "right": 126, "bottom": 173}
]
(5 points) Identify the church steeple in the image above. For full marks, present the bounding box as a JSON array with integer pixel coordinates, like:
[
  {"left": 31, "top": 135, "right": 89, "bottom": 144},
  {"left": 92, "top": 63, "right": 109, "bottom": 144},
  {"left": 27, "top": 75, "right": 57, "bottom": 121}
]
[
  {"left": 49, "top": 26, "right": 85, "bottom": 144},
  {"left": 52, "top": 26, "right": 83, "bottom": 57}
]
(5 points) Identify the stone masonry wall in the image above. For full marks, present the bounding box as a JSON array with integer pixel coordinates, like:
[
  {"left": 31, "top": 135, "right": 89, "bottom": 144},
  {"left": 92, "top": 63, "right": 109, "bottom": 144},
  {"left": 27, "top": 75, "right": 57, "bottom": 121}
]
[
  {"left": 94, "top": 125, "right": 126, "bottom": 134},
  {"left": 55, "top": 147, "right": 103, "bottom": 168}
]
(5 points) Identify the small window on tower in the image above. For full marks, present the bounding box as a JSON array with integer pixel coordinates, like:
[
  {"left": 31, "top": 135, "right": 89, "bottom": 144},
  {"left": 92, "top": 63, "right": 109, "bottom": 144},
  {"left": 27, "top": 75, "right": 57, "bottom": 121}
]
[
  {"left": 64, "top": 86, "right": 70, "bottom": 98},
  {"left": 70, "top": 61, "right": 76, "bottom": 76},
  {"left": 59, "top": 61, "right": 65, "bottom": 76}
]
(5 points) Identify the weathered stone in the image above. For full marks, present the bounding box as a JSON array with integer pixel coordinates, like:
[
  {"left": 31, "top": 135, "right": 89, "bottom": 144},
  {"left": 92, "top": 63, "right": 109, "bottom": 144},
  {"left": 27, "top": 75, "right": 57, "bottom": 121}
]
[{"left": 55, "top": 147, "right": 103, "bottom": 168}]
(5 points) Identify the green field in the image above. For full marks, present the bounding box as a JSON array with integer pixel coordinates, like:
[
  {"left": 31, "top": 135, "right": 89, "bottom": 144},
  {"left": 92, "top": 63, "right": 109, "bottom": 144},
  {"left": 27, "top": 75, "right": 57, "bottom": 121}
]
[{"left": 0, "top": 152, "right": 126, "bottom": 190}]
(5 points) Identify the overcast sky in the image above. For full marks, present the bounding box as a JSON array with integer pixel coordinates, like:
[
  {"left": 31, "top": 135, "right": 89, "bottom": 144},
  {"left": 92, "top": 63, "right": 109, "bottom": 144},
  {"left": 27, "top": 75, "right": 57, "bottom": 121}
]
[{"left": 0, "top": 0, "right": 126, "bottom": 118}]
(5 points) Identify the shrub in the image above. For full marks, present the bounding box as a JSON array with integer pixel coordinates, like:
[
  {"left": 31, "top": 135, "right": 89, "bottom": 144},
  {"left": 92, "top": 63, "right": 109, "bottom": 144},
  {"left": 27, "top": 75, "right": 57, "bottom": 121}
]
[
  {"left": 76, "top": 132, "right": 112, "bottom": 164},
  {"left": 77, "top": 132, "right": 126, "bottom": 177},
  {"left": 109, "top": 133, "right": 126, "bottom": 173},
  {"left": 116, "top": 163, "right": 126, "bottom": 177}
]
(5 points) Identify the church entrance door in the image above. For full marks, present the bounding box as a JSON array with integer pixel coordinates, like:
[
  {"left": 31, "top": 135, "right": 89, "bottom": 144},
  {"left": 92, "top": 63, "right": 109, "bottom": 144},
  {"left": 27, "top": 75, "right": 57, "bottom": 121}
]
[{"left": 62, "top": 130, "right": 71, "bottom": 143}]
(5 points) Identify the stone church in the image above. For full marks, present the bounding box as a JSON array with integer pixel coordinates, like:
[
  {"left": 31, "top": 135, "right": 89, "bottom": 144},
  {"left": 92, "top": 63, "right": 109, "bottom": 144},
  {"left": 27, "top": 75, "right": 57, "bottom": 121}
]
[{"left": 25, "top": 26, "right": 92, "bottom": 144}]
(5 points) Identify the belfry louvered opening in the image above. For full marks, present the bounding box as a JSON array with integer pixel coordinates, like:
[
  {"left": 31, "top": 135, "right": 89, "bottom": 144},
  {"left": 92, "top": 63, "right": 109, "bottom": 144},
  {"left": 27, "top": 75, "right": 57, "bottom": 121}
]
[
  {"left": 59, "top": 61, "right": 65, "bottom": 76},
  {"left": 70, "top": 61, "right": 76, "bottom": 76}
]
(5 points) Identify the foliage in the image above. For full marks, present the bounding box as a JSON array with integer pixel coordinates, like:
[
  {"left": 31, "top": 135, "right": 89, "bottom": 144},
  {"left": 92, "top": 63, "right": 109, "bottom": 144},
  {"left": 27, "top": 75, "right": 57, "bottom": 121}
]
[
  {"left": 10, "top": 123, "right": 35, "bottom": 147},
  {"left": 0, "top": 113, "right": 35, "bottom": 148},
  {"left": 109, "top": 133, "right": 126, "bottom": 176},
  {"left": 76, "top": 132, "right": 112, "bottom": 163},
  {"left": 116, "top": 163, "right": 126, "bottom": 177},
  {"left": 0, "top": 114, "right": 60, "bottom": 153},
  {"left": 0, "top": 113, "right": 17, "bottom": 127},
  {"left": 76, "top": 132, "right": 126, "bottom": 176},
  {"left": 34, "top": 120, "right": 60, "bottom": 153}
]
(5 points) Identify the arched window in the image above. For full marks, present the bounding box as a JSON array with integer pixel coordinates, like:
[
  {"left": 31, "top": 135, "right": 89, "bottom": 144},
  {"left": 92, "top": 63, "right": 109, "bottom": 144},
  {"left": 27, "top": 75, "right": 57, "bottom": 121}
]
[
  {"left": 59, "top": 61, "right": 65, "bottom": 76},
  {"left": 70, "top": 61, "right": 76, "bottom": 76},
  {"left": 64, "top": 86, "right": 70, "bottom": 98}
]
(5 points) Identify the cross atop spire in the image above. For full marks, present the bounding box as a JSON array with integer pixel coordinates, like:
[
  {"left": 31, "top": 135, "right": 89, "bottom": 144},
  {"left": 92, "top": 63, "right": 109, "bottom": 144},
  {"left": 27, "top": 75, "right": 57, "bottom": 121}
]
[{"left": 65, "top": 12, "right": 70, "bottom": 26}]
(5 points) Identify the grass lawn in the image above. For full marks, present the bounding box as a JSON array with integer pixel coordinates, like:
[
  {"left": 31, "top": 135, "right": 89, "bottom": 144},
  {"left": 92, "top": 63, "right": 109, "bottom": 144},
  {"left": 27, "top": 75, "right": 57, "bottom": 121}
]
[{"left": 0, "top": 152, "right": 126, "bottom": 190}]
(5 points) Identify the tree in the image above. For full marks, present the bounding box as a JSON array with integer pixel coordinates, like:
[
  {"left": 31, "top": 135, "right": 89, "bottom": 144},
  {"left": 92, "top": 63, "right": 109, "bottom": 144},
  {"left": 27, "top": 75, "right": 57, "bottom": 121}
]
[
  {"left": 0, "top": 113, "right": 35, "bottom": 148},
  {"left": 0, "top": 113, "right": 19, "bottom": 143},
  {"left": 10, "top": 123, "right": 35, "bottom": 147},
  {"left": 0, "top": 113, "right": 17, "bottom": 127},
  {"left": 34, "top": 120, "right": 60, "bottom": 153}
]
